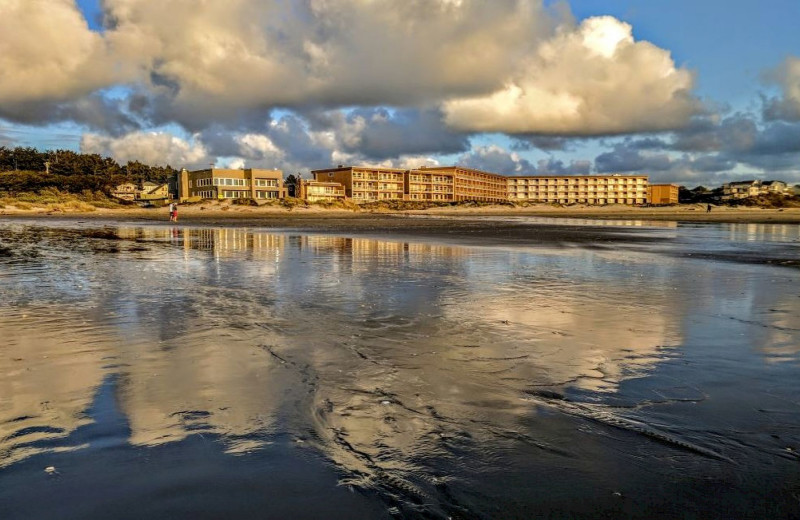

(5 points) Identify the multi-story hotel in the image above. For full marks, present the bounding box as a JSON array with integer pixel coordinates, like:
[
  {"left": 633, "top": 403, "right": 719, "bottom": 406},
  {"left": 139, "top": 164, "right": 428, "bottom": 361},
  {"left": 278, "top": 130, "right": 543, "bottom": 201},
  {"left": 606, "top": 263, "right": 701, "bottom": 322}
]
[
  {"left": 508, "top": 175, "right": 649, "bottom": 205},
  {"left": 177, "top": 168, "right": 286, "bottom": 202},
  {"left": 312, "top": 166, "right": 405, "bottom": 202},
  {"left": 422, "top": 166, "right": 508, "bottom": 203},
  {"left": 405, "top": 169, "right": 455, "bottom": 202},
  {"left": 311, "top": 165, "right": 509, "bottom": 203}
]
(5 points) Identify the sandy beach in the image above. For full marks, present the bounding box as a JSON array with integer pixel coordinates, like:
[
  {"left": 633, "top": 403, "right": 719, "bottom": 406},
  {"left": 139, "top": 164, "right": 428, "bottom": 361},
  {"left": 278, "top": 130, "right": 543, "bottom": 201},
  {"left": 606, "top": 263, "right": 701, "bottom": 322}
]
[
  {"left": 2, "top": 202, "right": 800, "bottom": 224},
  {"left": 1, "top": 218, "right": 799, "bottom": 519}
]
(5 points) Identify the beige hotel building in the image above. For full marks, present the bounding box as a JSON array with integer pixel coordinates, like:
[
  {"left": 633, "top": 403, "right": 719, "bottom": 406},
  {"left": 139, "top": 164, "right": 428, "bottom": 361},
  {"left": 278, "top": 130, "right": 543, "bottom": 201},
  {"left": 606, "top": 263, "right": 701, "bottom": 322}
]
[
  {"left": 312, "top": 165, "right": 510, "bottom": 204},
  {"left": 507, "top": 174, "right": 649, "bottom": 205},
  {"left": 312, "top": 166, "right": 405, "bottom": 202}
]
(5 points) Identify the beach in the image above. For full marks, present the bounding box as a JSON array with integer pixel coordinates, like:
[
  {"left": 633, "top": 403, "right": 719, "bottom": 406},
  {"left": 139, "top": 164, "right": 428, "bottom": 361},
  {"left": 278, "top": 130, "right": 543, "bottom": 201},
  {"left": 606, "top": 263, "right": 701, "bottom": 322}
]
[
  {"left": 0, "top": 218, "right": 798, "bottom": 519},
  {"left": 2, "top": 201, "right": 800, "bottom": 224}
]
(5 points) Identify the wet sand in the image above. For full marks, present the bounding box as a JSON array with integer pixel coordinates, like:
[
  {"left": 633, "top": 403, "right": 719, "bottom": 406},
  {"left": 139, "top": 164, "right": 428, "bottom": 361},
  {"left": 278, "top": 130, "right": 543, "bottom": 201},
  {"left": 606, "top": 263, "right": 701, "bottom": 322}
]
[
  {"left": 1, "top": 213, "right": 798, "bottom": 268},
  {"left": 2, "top": 202, "right": 800, "bottom": 224},
  {"left": 1, "top": 220, "right": 799, "bottom": 519}
]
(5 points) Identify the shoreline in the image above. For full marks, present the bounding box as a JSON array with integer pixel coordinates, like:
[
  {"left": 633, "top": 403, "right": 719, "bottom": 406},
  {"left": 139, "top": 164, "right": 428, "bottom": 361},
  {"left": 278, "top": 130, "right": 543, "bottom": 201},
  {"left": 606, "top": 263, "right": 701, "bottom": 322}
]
[{"left": 1, "top": 203, "right": 800, "bottom": 224}]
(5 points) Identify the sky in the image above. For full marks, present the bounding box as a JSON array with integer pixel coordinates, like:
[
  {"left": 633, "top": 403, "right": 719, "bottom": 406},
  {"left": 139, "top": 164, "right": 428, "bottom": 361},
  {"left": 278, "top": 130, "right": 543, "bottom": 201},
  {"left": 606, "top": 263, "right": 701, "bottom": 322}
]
[{"left": 1, "top": 0, "right": 800, "bottom": 187}]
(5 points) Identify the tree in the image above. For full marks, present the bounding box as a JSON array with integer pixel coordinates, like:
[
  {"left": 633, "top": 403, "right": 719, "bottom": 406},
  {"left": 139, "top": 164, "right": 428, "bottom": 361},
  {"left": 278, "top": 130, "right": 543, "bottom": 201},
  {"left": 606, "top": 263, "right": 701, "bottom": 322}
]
[
  {"left": 0, "top": 145, "right": 177, "bottom": 195},
  {"left": 284, "top": 173, "right": 301, "bottom": 197}
]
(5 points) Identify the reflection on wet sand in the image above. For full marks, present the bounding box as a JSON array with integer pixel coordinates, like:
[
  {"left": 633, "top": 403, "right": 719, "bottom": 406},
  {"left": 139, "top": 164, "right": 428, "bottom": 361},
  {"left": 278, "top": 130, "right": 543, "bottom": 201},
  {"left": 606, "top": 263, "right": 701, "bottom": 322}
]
[
  {"left": 725, "top": 222, "right": 800, "bottom": 242},
  {"left": 1, "top": 221, "right": 799, "bottom": 518},
  {"left": 0, "top": 309, "right": 106, "bottom": 466}
]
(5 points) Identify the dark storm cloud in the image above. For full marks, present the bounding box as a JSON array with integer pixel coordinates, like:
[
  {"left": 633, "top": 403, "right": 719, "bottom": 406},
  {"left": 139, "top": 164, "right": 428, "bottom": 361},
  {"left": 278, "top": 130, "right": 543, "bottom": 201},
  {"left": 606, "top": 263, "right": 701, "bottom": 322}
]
[
  {"left": 124, "top": 87, "right": 275, "bottom": 134},
  {"left": 597, "top": 112, "right": 800, "bottom": 174},
  {"left": 0, "top": 93, "right": 141, "bottom": 136},
  {"left": 595, "top": 145, "right": 674, "bottom": 173},
  {"left": 510, "top": 135, "right": 572, "bottom": 151},
  {"left": 459, "top": 145, "right": 591, "bottom": 176},
  {"left": 345, "top": 108, "right": 470, "bottom": 159}
]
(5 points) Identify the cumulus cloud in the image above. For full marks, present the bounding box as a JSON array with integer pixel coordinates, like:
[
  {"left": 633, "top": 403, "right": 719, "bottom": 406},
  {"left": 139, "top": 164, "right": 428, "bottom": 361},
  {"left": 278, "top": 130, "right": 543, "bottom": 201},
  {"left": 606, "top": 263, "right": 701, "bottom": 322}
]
[
  {"left": 442, "top": 16, "right": 699, "bottom": 135},
  {"left": 763, "top": 56, "right": 800, "bottom": 121},
  {"left": 80, "top": 131, "right": 209, "bottom": 168},
  {"left": 1, "top": 1, "right": 701, "bottom": 138},
  {"left": 96, "top": 0, "right": 557, "bottom": 125},
  {"left": 0, "top": 0, "right": 122, "bottom": 104}
]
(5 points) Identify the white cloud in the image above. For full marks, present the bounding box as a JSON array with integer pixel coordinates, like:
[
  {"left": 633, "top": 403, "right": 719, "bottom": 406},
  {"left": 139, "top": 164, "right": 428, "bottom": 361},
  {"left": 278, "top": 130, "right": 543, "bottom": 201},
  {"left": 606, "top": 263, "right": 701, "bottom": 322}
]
[
  {"left": 442, "top": 16, "right": 698, "bottom": 135},
  {"left": 763, "top": 56, "right": 800, "bottom": 121},
  {"left": 0, "top": 0, "right": 123, "bottom": 103},
  {"left": 224, "top": 158, "right": 246, "bottom": 170},
  {"left": 80, "top": 131, "right": 209, "bottom": 168},
  {"left": 1, "top": 1, "right": 700, "bottom": 137},
  {"left": 237, "top": 134, "right": 284, "bottom": 159}
]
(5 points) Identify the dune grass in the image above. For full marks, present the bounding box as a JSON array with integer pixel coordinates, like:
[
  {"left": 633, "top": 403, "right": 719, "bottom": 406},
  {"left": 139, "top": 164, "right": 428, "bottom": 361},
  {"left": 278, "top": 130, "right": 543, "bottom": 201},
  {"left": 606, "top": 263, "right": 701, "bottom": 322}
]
[{"left": 0, "top": 187, "right": 125, "bottom": 212}]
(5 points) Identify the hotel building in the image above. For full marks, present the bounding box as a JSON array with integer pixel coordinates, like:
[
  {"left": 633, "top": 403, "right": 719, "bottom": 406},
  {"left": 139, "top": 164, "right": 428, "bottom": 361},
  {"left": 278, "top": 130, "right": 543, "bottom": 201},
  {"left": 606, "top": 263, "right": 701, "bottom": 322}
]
[
  {"left": 405, "top": 169, "right": 455, "bottom": 202},
  {"left": 311, "top": 165, "right": 509, "bottom": 203},
  {"left": 421, "top": 166, "right": 508, "bottom": 203},
  {"left": 508, "top": 175, "right": 648, "bottom": 205},
  {"left": 178, "top": 168, "right": 286, "bottom": 202},
  {"left": 312, "top": 166, "right": 405, "bottom": 202}
]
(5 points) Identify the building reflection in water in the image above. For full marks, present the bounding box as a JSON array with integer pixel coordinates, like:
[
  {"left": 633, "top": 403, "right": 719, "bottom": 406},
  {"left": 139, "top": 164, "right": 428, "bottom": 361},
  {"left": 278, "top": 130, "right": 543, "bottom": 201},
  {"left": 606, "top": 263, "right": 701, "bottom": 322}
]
[
  {"left": 725, "top": 222, "right": 800, "bottom": 243},
  {"left": 0, "top": 222, "right": 796, "bottom": 488}
]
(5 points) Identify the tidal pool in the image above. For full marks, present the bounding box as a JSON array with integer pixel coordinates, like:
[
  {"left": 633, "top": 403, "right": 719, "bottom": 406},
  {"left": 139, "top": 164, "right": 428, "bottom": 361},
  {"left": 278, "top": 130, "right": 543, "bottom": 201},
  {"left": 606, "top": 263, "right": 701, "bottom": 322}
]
[{"left": 0, "top": 218, "right": 799, "bottom": 519}]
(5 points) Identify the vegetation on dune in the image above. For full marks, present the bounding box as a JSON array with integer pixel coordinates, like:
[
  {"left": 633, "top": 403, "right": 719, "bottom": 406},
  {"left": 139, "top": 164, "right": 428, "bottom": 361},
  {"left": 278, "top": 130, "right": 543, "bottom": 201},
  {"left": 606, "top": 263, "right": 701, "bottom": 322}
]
[
  {"left": 726, "top": 193, "right": 800, "bottom": 208},
  {"left": 0, "top": 146, "right": 178, "bottom": 199},
  {"left": 0, "top": 187, "right": 126, "bottom": 212}
]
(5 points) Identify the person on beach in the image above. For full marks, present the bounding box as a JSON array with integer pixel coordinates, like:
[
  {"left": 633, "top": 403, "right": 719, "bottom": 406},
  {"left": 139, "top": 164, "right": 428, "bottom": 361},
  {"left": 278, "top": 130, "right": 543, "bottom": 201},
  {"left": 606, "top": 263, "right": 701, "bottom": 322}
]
[
  {"left": 707, "top": 204, "right": 712, "bottom": 213},
  {"left": 171, "top": 203, "right": 178, "bottom": 222}
]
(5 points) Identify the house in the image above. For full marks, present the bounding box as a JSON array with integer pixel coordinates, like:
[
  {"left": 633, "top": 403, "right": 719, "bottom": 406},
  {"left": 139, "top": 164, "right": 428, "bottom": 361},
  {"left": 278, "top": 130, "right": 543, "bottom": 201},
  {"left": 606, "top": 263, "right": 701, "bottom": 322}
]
[
  {"left": 137, "top": 181, "right": 170, "bottom": 201},
  {"left": 722, "top": 180, "right": 790, "bottom": 200},
  {"left": 112, "top": 183, "right": 138, "bottom": 201},
  {"left": 761, "top": 180, "right": 788, "bottom": 194},
  {"left": 297, "top": 180, "right": 346, "bottom": 202}
]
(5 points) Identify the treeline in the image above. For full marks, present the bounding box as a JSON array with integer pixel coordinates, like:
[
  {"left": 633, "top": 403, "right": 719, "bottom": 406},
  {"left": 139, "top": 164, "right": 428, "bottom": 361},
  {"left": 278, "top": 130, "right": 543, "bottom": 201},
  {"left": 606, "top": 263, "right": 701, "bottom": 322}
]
[{"left": 0, "top": 146, "right": 178, "bottom": 194}]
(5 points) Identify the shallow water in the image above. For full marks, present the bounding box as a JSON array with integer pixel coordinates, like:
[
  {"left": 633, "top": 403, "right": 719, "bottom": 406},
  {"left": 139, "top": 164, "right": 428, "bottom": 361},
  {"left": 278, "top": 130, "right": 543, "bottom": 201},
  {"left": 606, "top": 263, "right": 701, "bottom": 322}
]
[{"left": 0, "top": 218, "right": 799, "bottom": 519}]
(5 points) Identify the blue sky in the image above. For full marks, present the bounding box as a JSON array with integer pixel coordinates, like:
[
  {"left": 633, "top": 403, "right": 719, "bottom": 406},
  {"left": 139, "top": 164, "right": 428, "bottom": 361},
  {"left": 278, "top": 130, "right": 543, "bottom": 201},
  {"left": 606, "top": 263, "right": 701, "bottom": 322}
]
[
  {"left": 2, "top": 0, "right": 800, "bottom": 186},
  {"left": 564, "top": 0, "right": 800, "bottom": 108}
]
